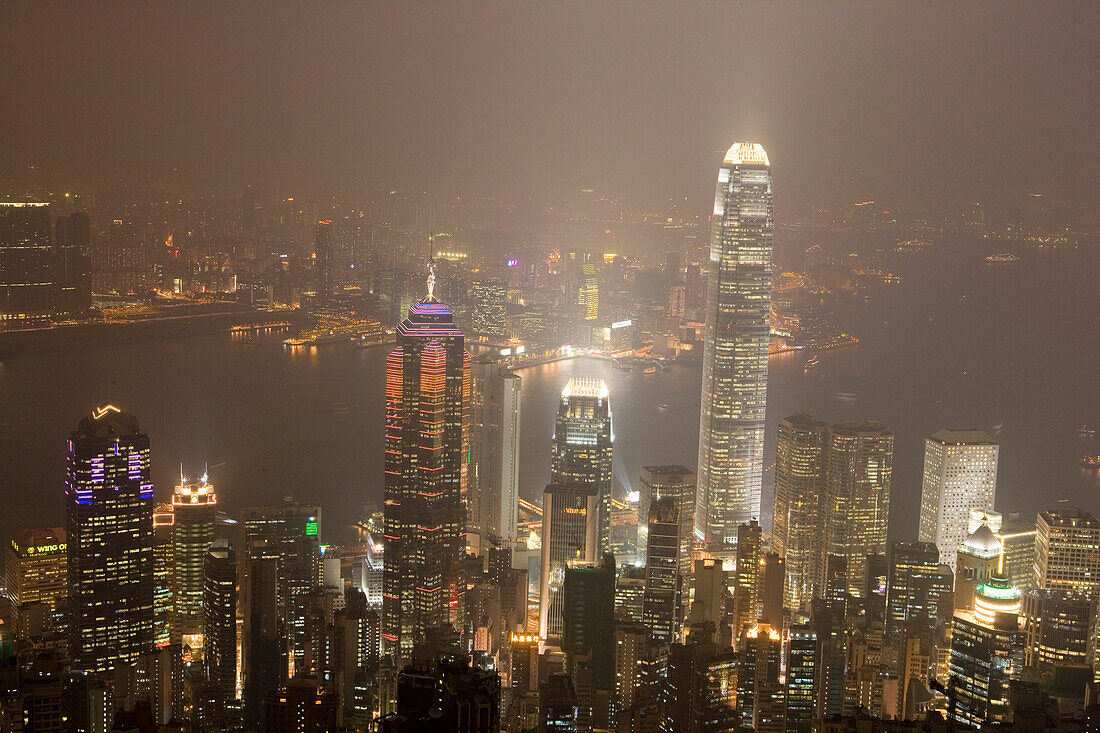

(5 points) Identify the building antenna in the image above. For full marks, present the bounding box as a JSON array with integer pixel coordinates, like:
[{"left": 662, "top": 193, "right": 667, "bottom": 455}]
[{"left": 426, "top": 234, "right": 437, "bottom": 301}]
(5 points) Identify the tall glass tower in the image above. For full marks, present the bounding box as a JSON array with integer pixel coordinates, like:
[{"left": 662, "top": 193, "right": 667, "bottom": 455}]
[
  {"left": 382, "top": 265, "right": 471, "bottom": 662},
  {"left": 172, "top": 471, "right": 217, "bottom": 645},
  {"left": 550, "top": 377, "right": 613, "bottom": 553},
  {"left": 696, "top": 142, "right": 774, "bottom": 547}
]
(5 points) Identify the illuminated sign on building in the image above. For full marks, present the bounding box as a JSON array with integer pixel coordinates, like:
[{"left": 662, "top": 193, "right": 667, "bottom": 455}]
[{"left": 506, "top": 259, "right": 519, "bottom": 267}]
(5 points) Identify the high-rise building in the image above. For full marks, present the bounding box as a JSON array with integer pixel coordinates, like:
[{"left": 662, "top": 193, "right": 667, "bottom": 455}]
[
  {"left": 172, "top": 471, "right": 217, "bottom": 645},
  {"left": 885, "top": 541, "right": 940, "bottom": 638},
  {"left": 242, "top": 536, "right": 283, "bottom": 731},
  {"left": 539, "top": 482, "right": 599, "bottom": 641},
  {"left": 1034, "top": 507, "right": 1100, "bottom": 594},
  {"left": 469, "top": 360, "right": 521, "bottom": 551},
  {"left": 380, "top": 656, "right": 501, "bottom": 732},
  {"left": 773, "top": 414, "right": 828, "bottom": 610},
  {"left": 314, "top": 219, "right": 335, "bottom": 298},
  {"left": 1021, "top": 588, "right": 1092, "bottom": 671},
  {"left": 955, "top": 523, "right": 1002, "bottom": 612},
  {"left": 615, "top": 564, "right": 647, "bottom": 625},
  {"left": 696, "top": 142, "right": 774, "bottom": 548},
  {"left": 53, "top": 212, "right": 92, "bottom": 316},
  {"left": 997, "top": 513, "right": 1038, "bottom": 593},
  {"left": 948, "top": 569, "right": 1021, "bottom": 728},
  {"left": 686, "top": 559, "right": 732, "bottom": 647},
  {"left": 152, "top": 503, "right": 175, "bottom": 649},
  {"left": 637, "top": 466, "right": 695, "bottom": 584},
  {"left": 202, "top": 540, "right": 237, "bottom": 723},
  {"left": 382, "top": 269, "right": 471, "bottom": 661},
  {"left": 0, "top": 202, "right": 55, "bottom": 324},
  {"left": 470, "top": 278, "right": 508, "bottom": 339},
  {"left": 917, "top": 430, "right": 999, "bottom": 572},
  {"left": 786, "top": 625, "right": 818, "bottom": 732},
  {"left": 823, "top": 421, "right": 893, "bottom": 597},
  {"left": 662, "top": 639, "right": 738, "bottom": 732},
  {"left": 562, "top": 556, "right": 616, "bottom": 693},
  {"left": 66, "top": 405, "right": 155, "bottom": 674},
  {"left": 733, "top": 520, "right": 763, "bottom": 642},
  {"left": 550, "top": 377, "right": 613, "bottom": 555},
  {"left": 642, "top": 497, "right": 680, "bottom": 643},
  {"left": 5, "top": 527, "right": 67, "bottom": 638},
  {"left": 738, "top": 623, "right": 785, "bottom": 733}
]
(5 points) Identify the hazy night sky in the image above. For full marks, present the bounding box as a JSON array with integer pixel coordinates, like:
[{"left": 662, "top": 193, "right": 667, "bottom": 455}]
[{"left": 2, "top": 1, "right": 1097, "bottom": 213}]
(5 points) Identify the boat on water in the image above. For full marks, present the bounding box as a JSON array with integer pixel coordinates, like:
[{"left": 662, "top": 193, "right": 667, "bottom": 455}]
[
  {"left": 1081, "top": 455, "right": 1100, "bottom": 469},
  {"left": 985, "top": 252, "right": 1020, "bottom": 263},
  {"left": 835, "top": 391, "right": 859, "bottom": 401},
  {"left": 1078, "top": 424, "right": 1096, "bottom": 437},
  {"left": 803, "top": 355, "right": 821, "bottom": 372},
  {"left": 643, "top": 366, "right": 657, "bottom": 375},
  {"left": 657, "top": 403, "right": 669, "bottom": 410}
]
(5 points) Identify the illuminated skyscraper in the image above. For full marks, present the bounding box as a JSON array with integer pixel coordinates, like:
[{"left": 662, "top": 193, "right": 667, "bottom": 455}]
[
  {"left": 470, "top": 278, "right": 508, "bottom": 339},
  {"left": 172, "top": 471, "right": 217, "bottom": 645},
  {"left": 1034, "top": 507, "right": 1100, "bottom": 594},
  {"left": 642, "top": 497, "right": 680, "bottom": 643},
  {"left": 772, "top": 414, "right": 828, "bottom": 610},
  {"left": 823, "top": 421, "right": 893, "bottom": 597},
  {"left": 203, "top": 540, "right": 237, "bottom": 722},
  {"left": 0, "top": 202, "right": 54, "bottom": 324},
  {"left": 539, "top": 482, "right": 599, "bottom": 641},
  {"left": 917, "top": 430, "right": 999, "bottom": 572},
  {"left": 637, "top": 466, "right": 695, "bottom": 584},
  {"left": 4, "top": 527, "right": 67, "bottom": 638},
  {"left": 66, "top": 405, "right": 155, "bottom": 673},
  {"left": 696, "top": 142, "right": 773, "bottom": 548},
  {"left": 550, "top": 377, "right": 613, "bottom": 554},
  {"left": 382, "top": 266, "right": 471, "bottom": 661}
]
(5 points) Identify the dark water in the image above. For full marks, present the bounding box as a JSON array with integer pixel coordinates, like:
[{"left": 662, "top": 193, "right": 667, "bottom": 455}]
[{"left": 0, "top": 239, "right": 1097, "bottom": 545}]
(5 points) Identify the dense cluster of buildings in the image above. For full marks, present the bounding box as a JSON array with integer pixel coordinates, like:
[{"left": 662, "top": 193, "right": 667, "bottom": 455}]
[{"left": 2, "top": 141, "right": 1097, "bottom": 733}]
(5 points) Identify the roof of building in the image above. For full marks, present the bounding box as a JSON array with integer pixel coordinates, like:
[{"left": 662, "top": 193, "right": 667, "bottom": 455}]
[
  {"left": 73, "top": 405, "right": 143, "bottom": 440},
  {"left": 928, "top": 428, "right": 996, "bottom": 445},
  {"left": 723, "top": 142, "right": 770, "bottom": 167},
  {"left": 963, "top": 523, "right": 1003, "bottom": 555}
]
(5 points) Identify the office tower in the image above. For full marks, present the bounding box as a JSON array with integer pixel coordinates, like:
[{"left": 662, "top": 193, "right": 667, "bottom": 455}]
[
  {"left": 948, "top": 569, "right": 1021, "bottom": 728},
  {"left": 1021, "top": 589, "right": 1092, "bottom": 670},
  {"left": 642, "top": 497, "right": 680, "bottom": 643},
  {"left": 314, "top": 219, "right": 335, "bottom": 298},
  {"left": 1034, "top": 507, "right": 1100, "bottom": 593},
  {"left": 997, "top": 513, "right": 1038, "bottom": 592},
  {"left": 663, "top": 639, "right": 738, "bottom": 732},
  {"left": 761, "top": 552, "right": 785, "bottom": 626},
  {"left": 580, "top": 261, "right": 598, "bottom": 320},
  {"left": 378, "top": 656, "right": 501, "bottom": 733},
  {"left": 955, "top": 523, "right": 1002, "bottom": 611},
  {"left": 152, "top": 503, "right": 175, "bottom": 649},
  {"left": 695, "top": 142, "right": 774, "bottom": 548},
  {"left": 738, "top": 624, "right": 785, "bottom": 733},
  {"left": 53, "top": 212, "right": 91, "bottom": 316},
  {"left": 637, "top": 466, "right": 695, "bottom": 584},
  {"left": 773, "top": 414, "right": 828, "bottom": 610},
  {"left": 540, "top": 478, "right": 600, "bottom": 642},
  {"left": 507, "top": 632, "right": 540, "bottom": 732},
  {"left": 172, "top": 471, "right": 217, "bottom": 645},
  {"left": 541, "top": 673, "right": 580, "bottom": 732},
  {"left": 240, "top": 499, "right": 322, "bottom": 599},
  {"left": 382, "top": 271, "right": 471, "bottom": 661},
  {"left": 551, "top": 377, "right": 613, "bottom": 554},
  {"left": 561, "top": 556, "right": 616, "bottom": 693},
  {"left": 66, "top": 405, "right": 154, "bottom": 674},
  {"left": 264, "top": 679, "right": 340, "bottom": 733},
  {"left": 5, "top": 528, "right": 67, "bottom": 638},
  {"left": 824, "top": 421, "right": 893, "bottom": 597},
  {"left": 616, "top": 564, "right": 647, "bottom": 624},
  {"left": 786, "top": 625, "right": 818, "bottom": 732},
  {"left": 733, "top": 520, "right": 763, "bottom": 642},
  {"left": 687, "top": 559, "right": 732, "bottom": 646},
  {"left": 886, "top": 542, "right": 940, "bottom": 638},
  {"left": 203, "top": 540, "right": 237, "bottom": 721},
  {"left": 471, "top": 278, "right": 508, "bottom": 339},
  {"left": 243, "top": 536, "right": 283, "bottom": 731},
  {"left": 470, "top": 360, "right": 522, "bottom": 551},
  {"left": 918, "top": 430, "right": 999, "bottom": 571},
  {"left": 0, "top": 202, "right": 55, "bottom": 324}
]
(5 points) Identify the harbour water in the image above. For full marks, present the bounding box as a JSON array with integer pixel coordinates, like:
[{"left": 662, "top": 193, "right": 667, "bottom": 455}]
[{"left": 0, "top": 238, "right": 1096, "bottom": 545}]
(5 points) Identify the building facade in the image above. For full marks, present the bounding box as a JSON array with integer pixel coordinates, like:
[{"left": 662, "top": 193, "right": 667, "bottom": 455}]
[
  {"left": 773, "top": 414, "right": 828, "bottom": 610},
  {"left": 696, "top": 142, "right": 774, "bottom": 548},
  {"left": 918, "top": 430, "right": 999, "bottom": 571},
  {"left": 172, "top": 472, "right": 217, "bottom": 643}
]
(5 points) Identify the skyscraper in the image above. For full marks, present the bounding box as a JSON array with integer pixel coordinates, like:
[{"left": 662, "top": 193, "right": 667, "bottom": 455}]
[
  {"left": 382, "top": 266, "right": 471, "bottom": 661},
  {"left": 733, "top": 519, "right": 763, "bottom": 641},
  {"left": 1034, "top": 507, "right": 1100, "bottom": 594},
  {"left": 550, "top": 377, "right": 613, "bottom": 555},
  {"left": 823, "top": 421, "right": 893, "bottom": 597},
  {"left": 637, "top": 466, "right": 695, "bottom": 583},
  {"left": 562, "top": 556, "right": 616, "bottom": 693},
  {"left": 172, "top": 471, "right": 217, "bottom": 646},
  {"left": 540, "top": 482, "right": 599, "bottom": 641},
  {"left": 696, "top": 142, "right": 774, "bottom": 548},
  {"left": 470, "top": 278, "right": 508, "bottom": 339},
  {"left": 203, "top": 540, "right": 237, "bottom": 723},
  {"left": 885, "top": 541, "right": 941, "bottom": 639},
  {"left": 917, "top": 429, "right": 999, "bottom": 571},
  {"left": 469, "top": 360, "right": 522, "bottom": 551},
  {"left": 772, "top": 414, "right": 828, "bottom": 610},
  {"left": 0, "top": 202, "right": 55, "bottom": 324},
  {"left": 786, "top": 625, "right": 818, "bottom": 732},
  {"left": 66, "top": 405, "right": 155, "bottom": 673},
  {"left": 5, "top": 527, "right": 67, "bottom": 639},
  {"left": 642, "top": 497, "right": 680, "bottom": 643}
]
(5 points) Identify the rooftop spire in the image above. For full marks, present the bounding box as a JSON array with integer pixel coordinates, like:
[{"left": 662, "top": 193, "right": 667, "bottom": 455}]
[{"left": 426, "top": 235, "right": 437, "bottom": 301}]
